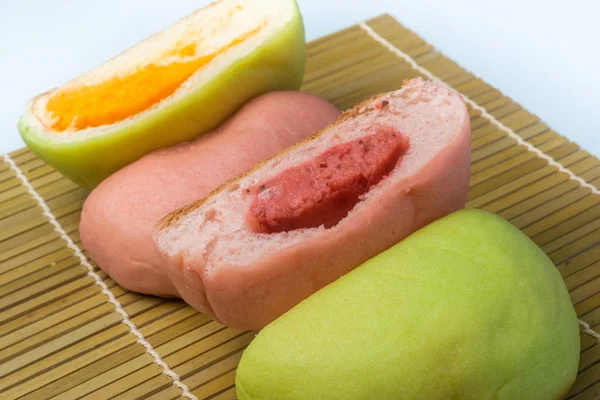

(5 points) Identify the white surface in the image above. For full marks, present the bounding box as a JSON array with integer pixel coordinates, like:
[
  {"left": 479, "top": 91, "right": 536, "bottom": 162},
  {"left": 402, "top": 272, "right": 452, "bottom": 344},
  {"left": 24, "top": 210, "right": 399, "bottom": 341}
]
[{"left": 1, "top": 0, "right": 598, "bottom": 156}]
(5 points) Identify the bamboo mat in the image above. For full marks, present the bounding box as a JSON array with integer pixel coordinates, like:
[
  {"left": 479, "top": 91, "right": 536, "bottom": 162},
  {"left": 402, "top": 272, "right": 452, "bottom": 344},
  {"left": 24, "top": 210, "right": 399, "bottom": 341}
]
[{"left": 1, "top": 14, "right": 600, "bottom": 399}]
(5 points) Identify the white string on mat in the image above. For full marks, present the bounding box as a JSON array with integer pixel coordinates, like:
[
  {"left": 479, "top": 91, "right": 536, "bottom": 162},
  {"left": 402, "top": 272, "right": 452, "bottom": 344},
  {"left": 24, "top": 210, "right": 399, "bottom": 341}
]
[
  {"left": 3, "top": 154, "right": 198, "bottom": 400},
  {"left": 580, "top": 319, "right": 600, "bottom": 342},
  {"left": 359, "top": 21, "right": 600, "bottom": 343}
]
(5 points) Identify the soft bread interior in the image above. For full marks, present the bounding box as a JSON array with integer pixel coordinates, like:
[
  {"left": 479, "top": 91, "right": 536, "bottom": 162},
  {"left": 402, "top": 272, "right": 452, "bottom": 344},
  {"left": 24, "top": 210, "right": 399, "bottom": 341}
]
[
  {"left": 25, "top": 0, "right": 296, "bottom": 140},
  {"left": 156, "top": 79, "right": 467, "bottom": 270}
]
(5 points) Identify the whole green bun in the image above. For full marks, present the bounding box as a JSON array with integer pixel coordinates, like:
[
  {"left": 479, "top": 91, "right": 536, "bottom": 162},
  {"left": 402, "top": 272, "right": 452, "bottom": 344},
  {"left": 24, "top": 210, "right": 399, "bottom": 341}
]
[{"left": 236, "top": 209, "right": 579, "bottom": 400}]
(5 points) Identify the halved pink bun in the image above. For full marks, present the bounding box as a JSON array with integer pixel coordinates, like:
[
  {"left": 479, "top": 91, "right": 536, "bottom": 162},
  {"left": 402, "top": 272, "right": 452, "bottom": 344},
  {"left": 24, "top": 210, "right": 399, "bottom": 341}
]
[
  {"left": 155, "top": 78, "right": 472, "bottom": 329},
  {"left": 79, "top": 91, "right": 340, "bottom": 297}
]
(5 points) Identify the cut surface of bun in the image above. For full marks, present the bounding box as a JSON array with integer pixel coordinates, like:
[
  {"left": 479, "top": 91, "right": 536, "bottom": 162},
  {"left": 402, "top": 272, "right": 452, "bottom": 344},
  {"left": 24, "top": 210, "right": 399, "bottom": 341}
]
[
  {"left": 155, "top": 78, "right": 472, "bottom": 329},
  {"left": 23, "top": 0, "right": 297, "bottom": 141}
]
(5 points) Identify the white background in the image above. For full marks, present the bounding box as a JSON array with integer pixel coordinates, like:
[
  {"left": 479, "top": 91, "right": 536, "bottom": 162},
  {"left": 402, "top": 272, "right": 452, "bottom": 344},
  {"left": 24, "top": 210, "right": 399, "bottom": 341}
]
[{"left": 1, "top": 0, "right": 598, "bottom": 156}]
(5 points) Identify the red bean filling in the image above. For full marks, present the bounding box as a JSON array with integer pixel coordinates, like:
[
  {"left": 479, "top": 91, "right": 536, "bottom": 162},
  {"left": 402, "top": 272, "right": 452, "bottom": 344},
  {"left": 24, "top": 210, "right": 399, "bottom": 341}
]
[{"left": 246, "top": 125, "right": 408, "bottom": 233}]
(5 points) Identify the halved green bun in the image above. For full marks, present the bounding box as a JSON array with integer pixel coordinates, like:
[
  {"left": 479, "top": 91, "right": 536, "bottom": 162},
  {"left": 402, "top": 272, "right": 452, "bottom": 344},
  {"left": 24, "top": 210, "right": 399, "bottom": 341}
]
[
  {"left": 19, "top": 0, "right": 305, "bottom": 188},
  {"left": 236, "top": 209, "right": 579, "bottom": 400}
]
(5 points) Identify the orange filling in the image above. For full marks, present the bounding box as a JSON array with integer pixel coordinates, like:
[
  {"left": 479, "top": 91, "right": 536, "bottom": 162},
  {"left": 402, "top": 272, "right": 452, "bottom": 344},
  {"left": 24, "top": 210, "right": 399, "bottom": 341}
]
[{"left": 46, "top": 24, "right": 262, "bottom": 132}]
